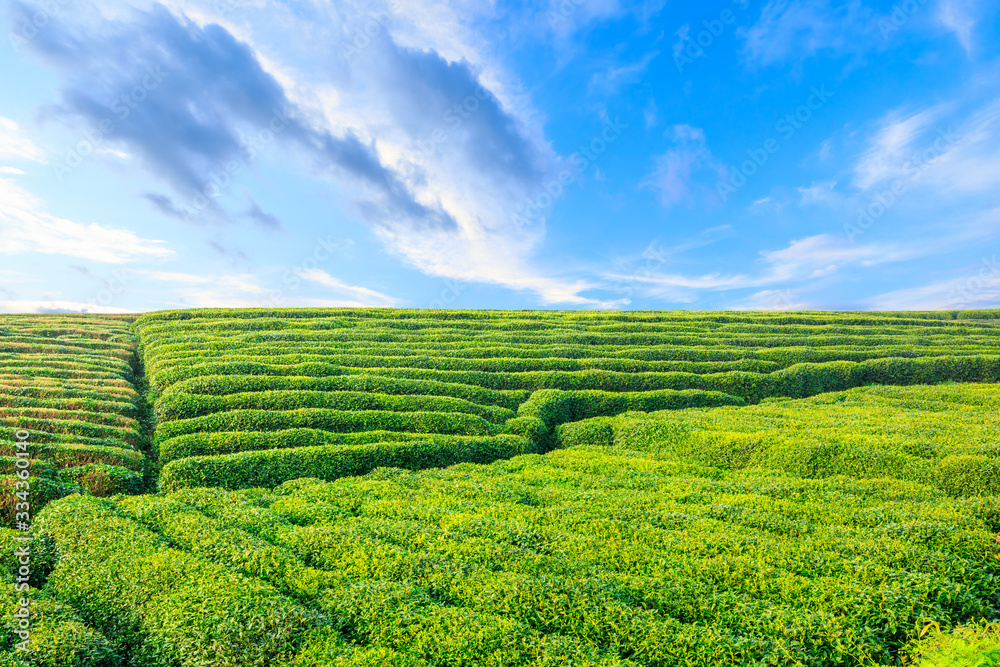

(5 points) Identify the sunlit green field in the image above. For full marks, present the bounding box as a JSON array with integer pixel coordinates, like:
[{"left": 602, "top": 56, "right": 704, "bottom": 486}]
[{"left": 1, "top": 309, "right": 998, "bottom": 666}]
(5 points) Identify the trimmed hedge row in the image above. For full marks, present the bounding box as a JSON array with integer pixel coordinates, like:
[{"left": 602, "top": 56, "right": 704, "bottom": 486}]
[
  {"left": 159, "top": 434, "right": 534, "bottom": 491},
  {"left": 362, "top": 354, "right": 1000, "bottom": 400},
  {"left": 162, "top": 373, "right": 529, "bottom": 409},
  {"left": 517, "top": 388, "right": 746, "bottom": 429},
  {"left": 958, "top": 309, "right": 1000, "bottom": 319},
  {"left": 0, "top": 406, "right": 138, "bottom": 430},
  {"left": 0, "top": 587, "right": 120, "bottom": 666},
  {"left": 579, "top": 382, "right": 1000, "bottom": 497},
  {"left": 154, "top": 408, "right": 498, "bottom": 445},
  {"left": 0, "top": 459, "right": 142, "bottom": 497},
  {"left": 147, "top": 350, "right": 784, "bottom": 377},
  {"left": 147, "top": 340, "right": 992, "bottom": 369},
  {"left": 160, "top": 428, "right": 450, "bottom": 463},
  {"left": 0, "top": 375, "right": 137, "bottom": 394},
  {"left": 156, "top": 389, "right": 514, "bottom": 424},
  {"left": 0, "top": 438, "right": 142, "bottom": 468},
  {"left": 33, "top": 494, "right": 326, "bottom": 666},
  {"left": 0, "top": 417, "right": 140, "bottom": 449},
  {"left": 510, "top": 388, "right": 745, "bottom": 451}
]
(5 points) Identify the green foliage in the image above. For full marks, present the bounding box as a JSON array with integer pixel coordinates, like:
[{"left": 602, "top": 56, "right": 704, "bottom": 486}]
[
  {"left": 34, "top": 494, "right": 326, "bottom": 667},
  {"left": 901, "top": 621, "right": 1000, "bottom": 666},
  {"left": 957, "top": 309, "right": 1000, "bottom": 320},
  {"left": 0, "top": 477, "right": 81, "bottom": 522},
  {"left": 53, "top": 464, "right": 145, "bottom": 497},
  {"left": 0, "top": 589, "right": 122, "bottom": 667},
  {"left": 154, "top": 408, "right": 498, "bottom": 443},
  {"left": 0, "top": 315, "right": 148, "bottom": 507},
  {"left": 162, "top": 373, "right": 528, "bottom": 409},
  {"left": 159, "top": 428, "right": 433, "bottom": 462},
  {"left": 70, "top": 442, "right": 999, "bottom": 666},
  {"left": 156, "top": 389, "right": 514, "bottom": 423},
  {"left": 593, "top": 383, "right": 1000, "bottom": 495},
  {"left": 159, "top": 434, "right": 533, "bottom": 491},
  {"left": 9, "top": 309, "right": 1000, "bottom": 666}
]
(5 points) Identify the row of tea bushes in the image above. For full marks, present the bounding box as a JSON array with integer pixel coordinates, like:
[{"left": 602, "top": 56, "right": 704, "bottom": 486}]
[
  {"left": 31, "top": 434, "right": 999, "bottom": 666},
  {"left": 159, "top": 434, "right": 534, "bottom": 491},
  {"left": 0, "top": 316, "right": 150, "bottom": 515},
  {"left": 134, "top": 309, "right": 1000, "bottom": 493},
  {"left": 558, "top": 382, "right": 1000, "bottom": 496},
  {"left": 0, "top": 528, "right": 119, "bottom": 666}
]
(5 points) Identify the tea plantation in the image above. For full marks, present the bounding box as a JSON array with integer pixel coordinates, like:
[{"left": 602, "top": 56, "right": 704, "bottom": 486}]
[
  {"left": 1, "top": 308, "right": 998, "bottom": 666},
  {"left": 0, "top": 315, "right": 149, "bottom": 518}
]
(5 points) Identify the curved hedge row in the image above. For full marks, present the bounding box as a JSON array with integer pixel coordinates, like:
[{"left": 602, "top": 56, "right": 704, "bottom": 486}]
[
  {"left": 0, "top": 314, "right": 150, "bottom": 518},
  {"left": 509, "top": 388, "right": 745, "bottom": 451},
  {"left": 146, "top": 350, "right": 784, "bottom": 377},
  {"left": 131, "top": 445, "right": 1000, "bottom": 666},
  {"left": 0, "top": 440, "right": 143, "bottom": 470},
  {"left": 154, "top": 408, "right": 498, "bottom": 445},
  {"left": 160, "top": 428, "right": 452, "bottom": 463},
  {"left": 1, "top": 416, "right": 140, "bottom": 449},
  {"left": 364, "top": 354, "right": 1000, "bottom": 400},
  {"left": 162, "top": 373, "right": 529, "bottom": 409},
  {"left": 517, "top": 388, "right": 746, "bottom": 428},
  {"left": 156, "top": 389, "right": 514, "bottom": 424},
  {"left": 566, "top": 382, "right": 1000, "bottom": 497},
  {"left": 159, "top": 434, "right": 533, "bottom": 491},
  {"left": 34, "top": 495, "right": 325, "bottom": 666}
]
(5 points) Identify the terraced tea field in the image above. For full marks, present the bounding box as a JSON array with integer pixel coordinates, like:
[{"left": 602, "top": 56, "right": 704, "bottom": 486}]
[
  {"left": 1, "top": 308, "right": 998, "bottom": 666},
  {"left": 0, "top": 315, "right": 148, "bottom": 518}
]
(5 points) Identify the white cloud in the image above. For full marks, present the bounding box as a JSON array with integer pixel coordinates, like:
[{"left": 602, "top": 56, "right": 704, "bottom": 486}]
[
  {"left": 853, "top": 98, "right": 1000, "bottom": 196},
  {"left": 0, "top": 167, "right": 25, "bottom": 175},
  {"left": 0, "top": 118, "right": 46, "bottom": 164},
  {"left": 93, "top": 0, "right": 609, "bottom": 307},
  {"left": 641, "top": 125, "right": 726, "bottom": 209},
  {"left": 867, "top": 256, "right": 1000, "bottom": 310},
  {"left": 589, "top": 50, "right": 659, "bottom": 94},
  {"left": 644, "top": 98, "right": 659, "bottom": 129},
  {"left": 166, "top": 273, "right": 270, "bottom": 308},
  {"left": 138, "top": 270, "right": 213, "bottom": 284},
  {"left": 299, "top": 269, "right": 399, "bottom": 306},
  {"left": 852, "top": 104, "right": 947, "bottom": 189},
  {"left": 797, "top": 180, "right": 842, "bottom": 207},
  {"left": 0, "top": 299, "right": 136, "bottom": 314},
  {"left": 739, "top": 0, "right": 872, "bottom": 66},
  {"left": 735, "top": 289, "right": 813, "bottom": 310},
  {"left": 96, "top": 148, "right": 131, "bottom": 159},
  {"left": 939, "top": 0, "right": 977, "bottom": 54},
  {"left": 0, "top": 178, "right": 173, "bottom": 264},
  {"left": 604, "top": 233, "right": 928, "bottom": 303}
]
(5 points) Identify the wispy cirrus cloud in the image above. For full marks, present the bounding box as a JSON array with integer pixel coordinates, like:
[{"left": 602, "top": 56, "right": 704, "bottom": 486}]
[
  {"left": 0, "top": 299, "right": 137, "bottom": 314},
  {"left": 0, "top": 177, "right": 173, "bottom": 264},
  {"left": 604, "top": 233, "right": 929, "bottom": 303},
  {"left": 299, "top": 268, "right": 398, "bottom": 306},
  {"left": 641, "top": 124, "right": 726, "bottom": 209},
  {"left": 853, "top": 97, "right": 1000, "bottom": 196},
  {"left": 0, "top": 117, "right": 46, "bottom": 163},
  {"left": 739, "top": 0, "right": 875, "bottom": 66},
  {"left": 939, "top": 0, "right": 978, "bottom": 54}
]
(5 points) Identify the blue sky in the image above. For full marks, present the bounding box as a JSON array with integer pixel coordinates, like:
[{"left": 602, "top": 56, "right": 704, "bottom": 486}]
[{"left": 1, "top": 0, "right": 998, "bottom": 312}]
